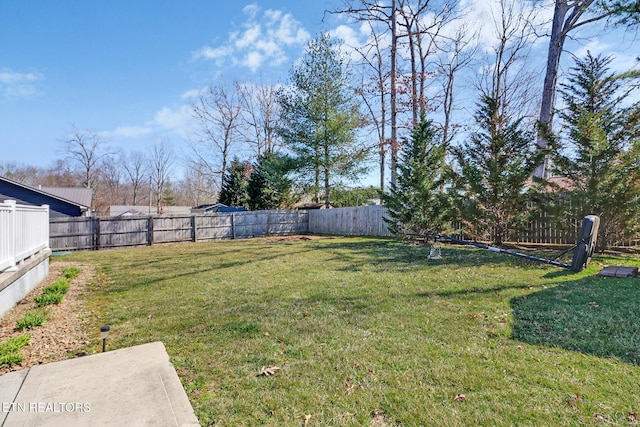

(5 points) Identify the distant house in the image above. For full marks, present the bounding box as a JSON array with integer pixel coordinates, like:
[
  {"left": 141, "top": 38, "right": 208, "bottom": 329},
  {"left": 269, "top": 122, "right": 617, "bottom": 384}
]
[
  {"left": 0, "top": 176, "right": 92, "bottom": 218},
  {"left": 525, "top": 176, "right": 574, "bottom": 192},
  {"left": 294, "top": 202, "right": 334, "bottom": 210},
  {"left": 191, "top": 203, "right": 247, "bottom": 214},
  {"left": 110, "top": 205, "right": 193, "bottom": 217}
]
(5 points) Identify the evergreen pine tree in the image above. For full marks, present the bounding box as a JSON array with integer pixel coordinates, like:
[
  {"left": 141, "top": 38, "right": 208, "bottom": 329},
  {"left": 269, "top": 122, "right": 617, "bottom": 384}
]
[
  {"left": 453, "top": 95, "right": 544, "bottom": 245},
  {"left": 382, "top": 117, "right": 451, "bottom": 236},
  {"left": 551, "top": 52, "right": 640, "bottom": 249},
  {"left": 161, "top": 181, "right": 175, "bottom": 207},
  {"left": 278, "top": 33, "right": 366, "bottom": 207},
  {"left": 247, "top": 153, "right": 296, "bottom": 210},
  {"left": 218, "top": 158, "right": 250, "bottom": 207}
]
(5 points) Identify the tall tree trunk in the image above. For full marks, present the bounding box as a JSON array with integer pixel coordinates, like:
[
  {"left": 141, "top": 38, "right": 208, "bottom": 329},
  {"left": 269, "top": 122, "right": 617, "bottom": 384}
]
[
  {"left": 535, "top": 0, "right": 596, "bottom": 178},
  {"left": 324, "top": 145, "right": 331, "bottom": 208},
  {"left": 409, "top": 30, "right": 418, "bottom": 127},
  {"left": 390, "top": 0, "right": 399, "bottom": 187},
  {"left": 535, "top": 0, "right": 570, "bottom": 178}
]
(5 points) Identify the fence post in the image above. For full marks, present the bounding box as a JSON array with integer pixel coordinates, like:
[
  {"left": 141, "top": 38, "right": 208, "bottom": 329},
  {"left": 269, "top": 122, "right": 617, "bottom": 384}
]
[
  {"left": 42, "top": 205, "right": 50, "bottom": 249},
  {"left": 192, "top": 215, "right": 197, "bottom": 242},
  {"left": 95, "top": 217, "right": 101, "bottom": 250},
  {"left": 267, "top": 211, "right": 271, "bottom": 236},
  {"left": 5, "top": 200, "right": 17, "bottom": 271},
  {"left": 148, "top": 216, "right": 154, "bottom": 246},
  {"left": 231, "top": 213, "right": 236, "bottom": 239}
]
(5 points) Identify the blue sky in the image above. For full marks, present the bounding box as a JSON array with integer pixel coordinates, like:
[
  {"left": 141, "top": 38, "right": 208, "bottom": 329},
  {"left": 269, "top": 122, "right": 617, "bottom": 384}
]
[
  {"left": 0, "top": 1, "right": 637, "bottom": 185},
  {"left": 0, "top": 1, "right": 339, "bottom": 169}
]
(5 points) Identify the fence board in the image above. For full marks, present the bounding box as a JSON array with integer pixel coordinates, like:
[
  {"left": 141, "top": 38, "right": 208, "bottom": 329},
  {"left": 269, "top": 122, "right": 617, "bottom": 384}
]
[
  {"left": 308, "top": 205, "right": 392, "bottom": 237},
  {"left": 49, "top": 210, "right": 311, "bottom": 251},
  {"left": 48, "top": 206, "right": 638, "bottom": 251}
]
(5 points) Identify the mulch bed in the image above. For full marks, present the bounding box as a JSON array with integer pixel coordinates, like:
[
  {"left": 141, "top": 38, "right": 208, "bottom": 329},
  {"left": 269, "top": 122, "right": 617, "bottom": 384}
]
[{"left": 0, "top": 262, "right": 96, "bottom": 375}]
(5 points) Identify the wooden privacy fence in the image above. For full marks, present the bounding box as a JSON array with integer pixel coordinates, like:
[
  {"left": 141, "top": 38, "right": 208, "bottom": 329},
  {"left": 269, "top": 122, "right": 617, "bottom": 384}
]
[
  {"left": 308, "top": 205, "right": 393, "bottom": 237},
  {"left": 50, "top": 210, "right": 309, "bottom": 251},
  {"left": 48, "top": 205, "right": 640, "bottom": 251},
  {"left": 309, "top": 206, "right": 640, "bottom": 247}
]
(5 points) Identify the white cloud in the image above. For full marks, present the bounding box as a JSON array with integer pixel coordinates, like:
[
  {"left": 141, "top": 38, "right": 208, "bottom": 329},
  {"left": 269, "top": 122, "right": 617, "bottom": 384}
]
[
  {"left": 0, "top": 68, "right": 44, "bottom": 98},
  {"left": 111, "top": 125, "right": 154, "bottom": 139},
  {"left": 181, "top": 89, "right": 201, "bottom": 100},
  {"left": 195, "top": 45, "right": 234, "bottom": 61},
  {"left": 458, "top": 0, "right": 553, "bottom": 53},
  {"left": 572, "top": 39, "right": 611, "bottom": 60},
  {"left": 193, "top": 4, "right": 310, "bottom": 72},
  {"left": 234, "top": 25, "right": 261, "bottom": 49},
  {"left": 153, "top": 105, "right": 192, "bottom": 131},
  {"left": 107, "top": 105, "right": 193, "bottom": 141},
  {"left": 243, "top": 3, "right": 260, "bottom": 20}
]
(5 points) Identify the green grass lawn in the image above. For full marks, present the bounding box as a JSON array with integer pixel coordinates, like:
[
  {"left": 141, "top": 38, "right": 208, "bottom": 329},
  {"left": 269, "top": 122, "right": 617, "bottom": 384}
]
[{"left": 64, "top": 236, "right": 640, "bottom": 426}]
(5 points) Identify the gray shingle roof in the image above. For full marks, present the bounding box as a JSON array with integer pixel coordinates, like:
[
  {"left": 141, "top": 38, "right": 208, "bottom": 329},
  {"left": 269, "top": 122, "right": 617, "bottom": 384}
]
[{"left": 41, "top": 187, "right": 93, "bottom": 208}]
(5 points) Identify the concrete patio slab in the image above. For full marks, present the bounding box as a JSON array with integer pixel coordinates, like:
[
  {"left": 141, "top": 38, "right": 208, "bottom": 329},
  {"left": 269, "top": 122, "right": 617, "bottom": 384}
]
[{"left": 0, "top": 341, "right": 200, "bottom": 426}]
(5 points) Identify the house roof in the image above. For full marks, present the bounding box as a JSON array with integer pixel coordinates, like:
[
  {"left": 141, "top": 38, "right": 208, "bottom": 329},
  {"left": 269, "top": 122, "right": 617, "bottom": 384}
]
[
  {"left": 41, "top": 186, "right": 93, "bottom": 208},
  {"left": 525, "top": 176, "right": 575, "bottom": 191},
  {"left": 0, "top": 176, "right": 91, "bottom": 210},
  {"left": 109, "top": 205, "right": 193, "bottom": 216}
]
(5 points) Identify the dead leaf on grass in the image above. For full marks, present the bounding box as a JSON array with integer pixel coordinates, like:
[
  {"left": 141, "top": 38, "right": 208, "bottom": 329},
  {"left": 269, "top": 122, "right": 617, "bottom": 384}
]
[
  {"left": 304, "top": 414, "right": 312, "bottom": 425},
  {"left": 593, "top": 413, "right": 605, "bottom": 423},
  {"left": 256, "top": 366, "right": 280, "bottom": 377},
  {"left": 588, "top": 302, "right": 599, "bottom": 308},
  {"left": 454, "top": 393, "right": 466, "bottom": 402},
  {"left": 370, "top": 410, "right": 389, "bottom": 426}
]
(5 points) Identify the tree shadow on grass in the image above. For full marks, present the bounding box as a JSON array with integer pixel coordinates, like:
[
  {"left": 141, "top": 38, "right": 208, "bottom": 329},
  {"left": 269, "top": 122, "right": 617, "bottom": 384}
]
[
  {"left": 511, "top": 274, "right": 640, "bottom": 365},
  {"left": 314, "top": 238, "right": 558, "bottom": 272}
]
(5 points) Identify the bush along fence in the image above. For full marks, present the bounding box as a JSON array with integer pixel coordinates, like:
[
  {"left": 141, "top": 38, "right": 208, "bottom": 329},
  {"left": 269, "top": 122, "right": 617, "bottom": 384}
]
[{"left": 49, "top": 210, "right": 309, "bottom": 251}]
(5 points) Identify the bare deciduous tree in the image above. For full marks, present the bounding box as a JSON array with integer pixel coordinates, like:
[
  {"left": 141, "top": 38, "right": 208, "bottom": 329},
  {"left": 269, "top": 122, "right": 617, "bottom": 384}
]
[
  {"left": 435, "top": 22, "right": 477, "bottom": 144},
  {"left": 150, "top": 139, "right": 173, "bottom": 214},
  {"left": 478, "top": 0, "right": 538, "bottom": 120},
  {"left": 237, "top": 82, "right": 282, "bottom": 156},
  {"left": 61, "top": 128, "right": 110, "bottom": 190},
  {"left": 333, "top": 0, "right": 401, "bottom": 185},
  {"left": 120, "top": 150, "right": 149, "bottom": 206},
  {"left": 352, "top": 19, "right": 391, "bottom": 191},
  {"left": 191, "top": 83, "right": 243, "bottom": 191}
]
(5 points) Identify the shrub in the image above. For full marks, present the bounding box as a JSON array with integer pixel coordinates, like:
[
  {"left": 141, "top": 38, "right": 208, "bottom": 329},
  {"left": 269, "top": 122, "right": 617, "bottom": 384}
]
[
  {"left": 44, "top": 278, "right": 70, "bottom": 295},
  {"left": 35, "top": 292, "right": 64, "bottom": 307},
  {"left": 0, "top": 353, "right": 23, "bottom": 367},
  {"left": 0, "top": 335, "right": 31, "bottom": 367},
  {"left": 35, "top": 278, "right": 70, "bottom": 307},
  {"left": 62, "top": 267, "right": 81, "bottom": 280},
  {"left": 16, "top": 310, "right": 49, "bottom": 331}
]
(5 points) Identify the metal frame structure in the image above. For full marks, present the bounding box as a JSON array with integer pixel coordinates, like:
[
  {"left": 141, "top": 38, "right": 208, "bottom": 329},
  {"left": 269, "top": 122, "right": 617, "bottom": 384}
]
[{"left": 424, "top": 215, "right": 600, "bottom": 273}]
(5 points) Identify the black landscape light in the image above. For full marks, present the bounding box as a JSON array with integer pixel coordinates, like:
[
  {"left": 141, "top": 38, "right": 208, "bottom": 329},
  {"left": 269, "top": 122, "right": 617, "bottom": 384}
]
[{"left": 100, "top": 325, "right": 110, "bottom": 352}]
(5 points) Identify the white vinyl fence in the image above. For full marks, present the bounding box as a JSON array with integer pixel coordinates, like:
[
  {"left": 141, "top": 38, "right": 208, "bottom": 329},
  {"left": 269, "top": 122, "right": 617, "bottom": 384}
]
[{"left": 0, "top": 200, "right": 50, "bottom": 273}]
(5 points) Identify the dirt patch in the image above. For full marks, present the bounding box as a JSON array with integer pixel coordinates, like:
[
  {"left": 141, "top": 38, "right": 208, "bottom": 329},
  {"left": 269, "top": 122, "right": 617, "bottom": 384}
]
[
  {"left": 0, "top": 261, "right": 95, "bottom": 375},
  {"left": 264, "top": 235, "right": 327, "bottom": 244}
]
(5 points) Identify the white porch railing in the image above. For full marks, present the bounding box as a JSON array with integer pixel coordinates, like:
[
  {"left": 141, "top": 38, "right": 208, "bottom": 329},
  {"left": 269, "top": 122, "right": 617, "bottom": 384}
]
[{"left": 0, "top": 200, "right": 50, "bottom": 273}]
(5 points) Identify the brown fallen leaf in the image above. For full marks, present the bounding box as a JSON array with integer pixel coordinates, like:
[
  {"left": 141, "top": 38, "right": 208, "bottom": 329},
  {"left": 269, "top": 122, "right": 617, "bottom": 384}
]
[
  {"left": 593, "top": 412, "right": 605, "bottom": 423},
  {"left": 304, "top": 414, "right": 312, "bottom": 425},
  {"left": 588, "top": 302, "right": 599, "bottom": 308},
  {"left": 256, "top": 366, "right": 281, "bottom": 377},
  {"left": 454, "top": 394, "right": 466, "bottom": 402}
]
